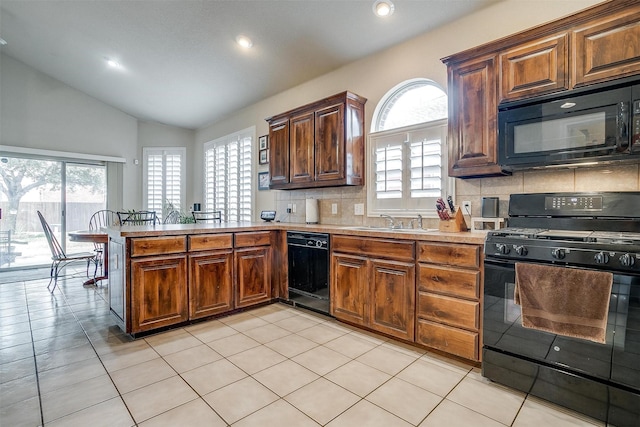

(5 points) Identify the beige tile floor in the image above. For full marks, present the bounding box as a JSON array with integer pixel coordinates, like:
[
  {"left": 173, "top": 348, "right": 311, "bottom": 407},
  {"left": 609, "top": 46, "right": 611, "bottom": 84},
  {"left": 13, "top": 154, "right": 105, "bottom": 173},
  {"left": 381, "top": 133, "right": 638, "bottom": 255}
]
[{"left": 0, "top": 268, "right": 612, "bottom": 426}]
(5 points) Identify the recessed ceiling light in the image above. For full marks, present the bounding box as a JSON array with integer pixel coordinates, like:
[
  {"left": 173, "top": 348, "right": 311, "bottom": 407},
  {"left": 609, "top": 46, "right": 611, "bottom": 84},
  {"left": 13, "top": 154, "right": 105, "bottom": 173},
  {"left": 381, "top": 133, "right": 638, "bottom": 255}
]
[
  {"left": 235, "top": 34, "right": 253, "bottom": 49},
  {"left": 373, "top": 0, "right": 394, "bottom": 17},
  {"left": 106, "top": 59, "right": 123, "bottom": 69}
]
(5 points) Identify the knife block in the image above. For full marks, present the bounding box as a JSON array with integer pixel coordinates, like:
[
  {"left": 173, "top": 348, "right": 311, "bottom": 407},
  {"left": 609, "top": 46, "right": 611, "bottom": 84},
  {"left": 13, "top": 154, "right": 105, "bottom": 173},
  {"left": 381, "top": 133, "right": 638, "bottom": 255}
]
[{"left": 439, "top": 207, "right": 468, "bottom": 232}]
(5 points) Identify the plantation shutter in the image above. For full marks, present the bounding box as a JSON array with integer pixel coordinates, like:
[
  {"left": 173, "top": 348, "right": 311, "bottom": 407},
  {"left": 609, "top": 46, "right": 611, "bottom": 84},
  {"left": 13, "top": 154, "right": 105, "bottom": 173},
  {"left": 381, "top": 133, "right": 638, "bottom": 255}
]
[
  {"left": 204, "top": 129, "right": 253, "bottom": 222},
  {"left": 143, "top": 147, "right": 185, "bottom": 219}
]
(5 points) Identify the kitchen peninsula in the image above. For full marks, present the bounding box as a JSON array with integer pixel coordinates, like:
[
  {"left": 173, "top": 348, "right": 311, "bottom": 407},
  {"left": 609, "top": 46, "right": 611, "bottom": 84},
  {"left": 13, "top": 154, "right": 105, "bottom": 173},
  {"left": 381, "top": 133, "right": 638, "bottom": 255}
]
[{"left": 107, "top": 223, "right": 486, "bottom": 361}]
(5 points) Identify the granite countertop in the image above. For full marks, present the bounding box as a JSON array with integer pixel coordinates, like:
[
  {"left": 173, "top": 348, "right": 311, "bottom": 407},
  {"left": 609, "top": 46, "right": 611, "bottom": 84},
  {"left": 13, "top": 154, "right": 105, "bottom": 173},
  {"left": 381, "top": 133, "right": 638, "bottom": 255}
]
[{"left": 107, "top": 222, "right": 487, "bottom": 245}]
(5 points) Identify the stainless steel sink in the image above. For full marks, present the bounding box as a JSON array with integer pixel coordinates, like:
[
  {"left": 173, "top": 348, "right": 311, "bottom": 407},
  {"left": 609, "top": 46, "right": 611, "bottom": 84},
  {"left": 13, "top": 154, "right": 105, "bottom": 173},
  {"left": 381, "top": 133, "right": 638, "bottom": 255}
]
[{"left": 342, "top": 226, "right": 437, "bottom": 233}]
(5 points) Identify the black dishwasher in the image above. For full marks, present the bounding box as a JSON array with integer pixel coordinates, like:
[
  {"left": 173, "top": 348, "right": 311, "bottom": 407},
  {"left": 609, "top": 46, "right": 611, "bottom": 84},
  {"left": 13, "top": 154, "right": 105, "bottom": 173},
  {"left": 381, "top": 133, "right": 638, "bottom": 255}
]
[{"left": 287, "top": 231, "right": 330, "bottom": 315}]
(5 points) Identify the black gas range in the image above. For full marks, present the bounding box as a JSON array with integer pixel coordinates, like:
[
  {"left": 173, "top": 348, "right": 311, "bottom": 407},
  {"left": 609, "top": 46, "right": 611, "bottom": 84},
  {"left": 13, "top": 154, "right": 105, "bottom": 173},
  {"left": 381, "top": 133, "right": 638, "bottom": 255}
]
[
  {"left": 483, "top": 192, "right": 640, "bottom": 426},
  {"left": 485, "top": 192, "right": 640, "bottom": 271}
]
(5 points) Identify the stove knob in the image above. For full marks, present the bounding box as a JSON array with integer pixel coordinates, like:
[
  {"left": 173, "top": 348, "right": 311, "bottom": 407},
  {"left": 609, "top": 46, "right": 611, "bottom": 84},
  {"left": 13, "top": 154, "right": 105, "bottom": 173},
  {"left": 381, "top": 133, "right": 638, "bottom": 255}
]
[
  {"left": 620, "top": 253, "right": 636, "bottom": 267},
  {"left": 594, "top": 252, "right": 609, "bottom": 264},
  {"left": 515, "top": 245, "right": 528, "bottom": 256},
  {"left": 551, "top": 248, "right": 565, "bottom": 260},
  {"left": 495, "top": 243, "right": 510, "bottom": 255}
]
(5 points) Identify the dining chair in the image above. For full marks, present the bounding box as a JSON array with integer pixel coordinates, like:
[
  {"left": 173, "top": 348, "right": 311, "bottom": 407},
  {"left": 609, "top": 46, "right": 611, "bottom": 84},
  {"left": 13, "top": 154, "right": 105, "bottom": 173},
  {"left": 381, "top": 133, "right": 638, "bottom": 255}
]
[
  {"left": 163, "top": 210, "right": 181, "bottom": 224},
  {"left": 117, "top": 210, "right": 158, "bottom": 226},
  {"left": 192, "top": 211, "right": 222, "bottom": 223},
  {"left": 37, "top": 211, "right": 96, "bottom": 292},
  {"left": 89, "top": 210, "right": 120, "bottom": 278}
]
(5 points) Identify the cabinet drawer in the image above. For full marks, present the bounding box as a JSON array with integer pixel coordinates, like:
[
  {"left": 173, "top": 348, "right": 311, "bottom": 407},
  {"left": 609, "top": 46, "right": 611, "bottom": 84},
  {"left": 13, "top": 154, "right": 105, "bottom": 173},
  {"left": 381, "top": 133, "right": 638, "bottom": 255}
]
[
  {"left": 189, "top": 234, "right": 233, "bottom": 252},
  {"left": 130, "top": 236, "right": 186, "bottom": 257},
  {"left": 235, "top": 231, "right": 272, "bottom": 248},
  {"left": 418, "top": 242, "right": 480, "bottom": 268},
  {"left": 418, "top": 264, "right": 480, "bottom": 300},
  {"left": 416, "top": 319, "right": 479, "bottom": 361},
  {"left": 417, "top": 292, "right": 479, "bottom": 330},
  {"left": 332, "top": 235, "right": 414, "bottom": 262}
]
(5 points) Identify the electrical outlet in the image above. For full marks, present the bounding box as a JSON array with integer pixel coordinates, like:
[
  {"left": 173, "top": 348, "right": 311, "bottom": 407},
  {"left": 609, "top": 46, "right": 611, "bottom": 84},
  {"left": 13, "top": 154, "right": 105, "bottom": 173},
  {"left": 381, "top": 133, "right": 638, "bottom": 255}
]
[
  {"left": 462, "top": 201, "right": 472, "bottom": 215},
  {"left": 354, "top": 203, "right": 364, "bottom": 215},
  {"left": 287, "top": 203, "right": 292, "bottom": 214},
  {"left": 331, "top": 203, "right": 338, "bottom": 215}
]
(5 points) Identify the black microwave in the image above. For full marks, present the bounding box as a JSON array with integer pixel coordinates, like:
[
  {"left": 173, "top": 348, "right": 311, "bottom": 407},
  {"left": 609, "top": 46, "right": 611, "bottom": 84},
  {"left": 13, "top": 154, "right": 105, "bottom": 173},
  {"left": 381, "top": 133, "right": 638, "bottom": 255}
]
[{"left": 498, "top": 79, "right": 640, "bottom": 170}]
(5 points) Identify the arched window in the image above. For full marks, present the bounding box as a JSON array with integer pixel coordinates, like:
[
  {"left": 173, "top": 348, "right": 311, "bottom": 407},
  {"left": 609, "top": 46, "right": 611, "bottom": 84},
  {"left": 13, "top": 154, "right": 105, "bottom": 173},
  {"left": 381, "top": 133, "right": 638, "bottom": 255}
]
[
  {"left": 368, "top": 79, "right": 452, "bottom": 217},
  {"left": 372, "top": 78, "right": 448, "bottom": 132}
]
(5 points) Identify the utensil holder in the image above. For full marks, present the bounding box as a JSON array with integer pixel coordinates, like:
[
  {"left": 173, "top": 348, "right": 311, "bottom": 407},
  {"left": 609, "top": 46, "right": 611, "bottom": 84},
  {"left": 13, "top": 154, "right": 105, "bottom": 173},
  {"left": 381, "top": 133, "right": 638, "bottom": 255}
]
[{"left": 439, "top": 208, "right": 468, "bottom": 232}]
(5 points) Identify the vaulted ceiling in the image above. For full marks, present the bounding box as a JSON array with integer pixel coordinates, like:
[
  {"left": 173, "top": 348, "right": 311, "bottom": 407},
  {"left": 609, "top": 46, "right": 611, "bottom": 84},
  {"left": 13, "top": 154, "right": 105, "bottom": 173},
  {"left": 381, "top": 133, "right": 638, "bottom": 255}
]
[{"left": 0, "top": 0, "right": 500, "bottom": 129}]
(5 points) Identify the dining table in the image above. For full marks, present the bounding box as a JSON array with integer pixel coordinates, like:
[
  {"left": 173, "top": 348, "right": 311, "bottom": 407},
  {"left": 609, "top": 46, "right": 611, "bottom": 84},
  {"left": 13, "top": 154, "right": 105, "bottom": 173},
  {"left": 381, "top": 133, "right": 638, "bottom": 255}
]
[{"left": 68, "top": 229, "right": 108, "bottom": 286}]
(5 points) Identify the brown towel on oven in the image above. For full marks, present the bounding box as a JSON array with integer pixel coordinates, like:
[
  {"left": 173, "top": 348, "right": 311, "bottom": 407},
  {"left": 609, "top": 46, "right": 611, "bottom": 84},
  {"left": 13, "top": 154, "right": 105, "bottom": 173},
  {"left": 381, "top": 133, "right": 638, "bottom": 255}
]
[{"left": 514, "top": 263, "right": 612, "bottom": 344}]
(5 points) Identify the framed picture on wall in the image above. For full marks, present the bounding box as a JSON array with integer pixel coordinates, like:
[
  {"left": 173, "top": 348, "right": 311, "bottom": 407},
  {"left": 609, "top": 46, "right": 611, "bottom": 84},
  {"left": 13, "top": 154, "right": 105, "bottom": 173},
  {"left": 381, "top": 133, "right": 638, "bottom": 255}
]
[
  {"left": 258, "top": 171, "right": 270, "bottom": 190},
  {"left": 259, "top": 135, "right": 268, "bottom": 150},
  {"left": 259, "top": 149, "right": 269, "bottom": 164}
]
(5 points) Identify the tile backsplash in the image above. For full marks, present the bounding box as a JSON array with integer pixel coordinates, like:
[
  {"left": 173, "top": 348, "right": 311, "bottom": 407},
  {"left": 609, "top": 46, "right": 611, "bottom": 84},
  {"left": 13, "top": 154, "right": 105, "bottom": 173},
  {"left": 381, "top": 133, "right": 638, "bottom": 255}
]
[{"left": 274, "top": 164, "right": 640, "bottom": 227}]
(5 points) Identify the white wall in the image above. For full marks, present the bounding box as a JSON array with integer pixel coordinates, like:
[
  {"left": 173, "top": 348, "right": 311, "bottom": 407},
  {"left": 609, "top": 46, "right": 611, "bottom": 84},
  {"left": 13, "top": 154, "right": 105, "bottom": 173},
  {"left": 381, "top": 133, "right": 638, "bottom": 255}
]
[
  {"left": 195, "top": 0, "right": 603, "bottom": 222},
  {"left": 0, "top": 53, "right": 140, "bottom": 208}
]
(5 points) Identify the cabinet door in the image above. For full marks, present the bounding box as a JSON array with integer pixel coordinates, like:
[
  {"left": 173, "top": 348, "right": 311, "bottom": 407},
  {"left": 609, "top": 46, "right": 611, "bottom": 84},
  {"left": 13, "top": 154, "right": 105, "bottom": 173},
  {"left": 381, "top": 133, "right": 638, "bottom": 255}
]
[
  {"left": 290, "top": 111, "right": 314, "bottom": 185},
  {"left": 369, "top": 259, "right": 415, "bottom": 341},
  {"left": 500, "top": 32, "right": 569, "bottom": 102},
  {"left": 131, "top": 255, "right": 188, "bottom": 333},
  {"left": 448, "top": 54, "right": 503, "bottom": 177},
  {"left": 573, "top": 8, "right": 640, "bottom": 87},
  {"left": 331, "top": 253, "right": 368, "bottom": 326},
  {"left": 108, "top": 238, "right": 126, "bottom": 328},
  {"left": 235, "top": 247, "right": 271, "bottom": 308},
  {"left": 315, "top": 103, "right": 345, "bottom": 182},
  {"left": 189, "top": 250, "right": 234, "bottom": 319},
  {"left": 269, "top": 118, "right": 290, "bottom": 187}
]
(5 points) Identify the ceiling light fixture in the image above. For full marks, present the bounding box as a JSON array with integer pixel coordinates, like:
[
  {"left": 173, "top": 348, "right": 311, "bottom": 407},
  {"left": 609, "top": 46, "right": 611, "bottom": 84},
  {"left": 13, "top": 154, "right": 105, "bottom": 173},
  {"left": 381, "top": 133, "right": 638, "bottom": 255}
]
[
  {"left": 373, "top": 0, "right": 394, "bottom": 17},
  {"left": 0, "top": 38, "right": 7, "bottom": 46},
  {"left": 106, "top": 59, "right": 123, "bottom": 69},
  {"left": 235, "top": 35, "right": 253, "bottom": 49}
]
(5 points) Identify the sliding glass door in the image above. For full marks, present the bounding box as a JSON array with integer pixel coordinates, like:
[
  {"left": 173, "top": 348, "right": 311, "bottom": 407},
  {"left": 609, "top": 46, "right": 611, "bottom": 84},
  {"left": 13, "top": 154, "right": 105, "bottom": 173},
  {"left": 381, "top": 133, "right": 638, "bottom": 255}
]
[{"left": 0, "top": 155, "right": 106, "bottom": 270}]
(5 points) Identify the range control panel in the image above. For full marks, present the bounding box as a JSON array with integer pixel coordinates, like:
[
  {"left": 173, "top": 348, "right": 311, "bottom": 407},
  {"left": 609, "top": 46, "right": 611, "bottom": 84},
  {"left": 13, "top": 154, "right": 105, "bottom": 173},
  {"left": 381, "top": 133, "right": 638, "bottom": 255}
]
[{"left": 545, "top": 196, "right": 603, "bottom": 212}]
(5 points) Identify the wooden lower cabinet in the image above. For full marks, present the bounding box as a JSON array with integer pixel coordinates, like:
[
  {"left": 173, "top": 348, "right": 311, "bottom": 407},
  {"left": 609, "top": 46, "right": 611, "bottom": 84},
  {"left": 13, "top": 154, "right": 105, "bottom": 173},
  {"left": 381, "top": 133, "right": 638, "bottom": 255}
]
[
  {"left": 370, "top": 259, "right": 415, "bottom": 341},
  {"left": 331, "top": 236, "right": 415, "bottom": 341},
  {"left": 188, "top": 250, "right": 234, "bottom": 319},
  {"left": 235, "top": 246, "right": 272, "bottom": 308},
  {"left": 331, "top": 253, "right": 368, "bottom": 325},
  {"left": 416, "top": 242, "right": 483, "bottom": 361},
  {"left": 416, "top": 319, "right": 479, "bottom": 361},
  {"left": 130, "top": 255, "right": 188, "bottom": 333}
]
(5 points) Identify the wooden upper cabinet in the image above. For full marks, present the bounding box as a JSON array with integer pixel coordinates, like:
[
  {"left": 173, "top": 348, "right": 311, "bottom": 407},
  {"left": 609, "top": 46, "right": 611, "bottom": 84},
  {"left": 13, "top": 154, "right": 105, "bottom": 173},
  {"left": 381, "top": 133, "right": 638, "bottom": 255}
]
[
  {"left": 447, "top": 54, "right": 503, "bottom": 178},
  {"left": 268, "top": 118, "right": 290, "bottom": 186},
  {"left": 573, "top": 7, "right": 640, "bottom": 87},
  {"left": 500, "top": 32, "right": 569, "bottom": 102},
  {"left": 443, "top": 1, "right": 640, "bottom": 178},
  {"left": 315, "top": 103, "right": 345, "bottom": 183},
  {"left": 266, "top": 91, "right": 366, "bottom": 190},
  {"left": 290, "top": 111, "right": 315, "bottom": 185}
]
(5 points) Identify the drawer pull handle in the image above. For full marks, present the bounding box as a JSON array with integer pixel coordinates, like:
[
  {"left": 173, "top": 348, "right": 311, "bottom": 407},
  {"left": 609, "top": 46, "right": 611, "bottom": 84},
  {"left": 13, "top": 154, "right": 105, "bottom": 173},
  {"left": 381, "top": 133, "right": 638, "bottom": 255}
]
[{"left": 432, "top": 276, "right": 440, "bottom": 282}]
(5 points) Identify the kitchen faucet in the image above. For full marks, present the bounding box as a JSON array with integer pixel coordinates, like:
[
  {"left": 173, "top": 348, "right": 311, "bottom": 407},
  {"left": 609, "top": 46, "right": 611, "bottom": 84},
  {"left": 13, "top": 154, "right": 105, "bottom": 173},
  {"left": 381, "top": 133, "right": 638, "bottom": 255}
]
[
  {"left": 380, "top": 214, "right": 400, "bottom": 229},
  {"left": 407, "top": 214, "right": 423, "bottom": 229}
]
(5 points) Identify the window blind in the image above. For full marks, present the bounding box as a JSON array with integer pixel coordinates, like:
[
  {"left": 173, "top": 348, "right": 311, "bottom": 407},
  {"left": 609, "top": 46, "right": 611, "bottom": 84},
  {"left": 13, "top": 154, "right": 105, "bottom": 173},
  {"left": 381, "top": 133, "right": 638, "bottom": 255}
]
[
  {"left": 204, "top": 129, "right": 253, "bottom": 222},
  {"left": 142, "top": 147, "right": 185, "bottom": 219}
]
